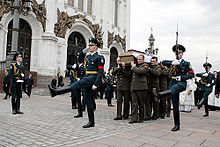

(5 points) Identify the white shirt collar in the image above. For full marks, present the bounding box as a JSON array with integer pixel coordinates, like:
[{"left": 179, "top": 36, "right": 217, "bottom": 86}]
[{"left": 87, "top": 51, "right": 97, "bottom": 56}]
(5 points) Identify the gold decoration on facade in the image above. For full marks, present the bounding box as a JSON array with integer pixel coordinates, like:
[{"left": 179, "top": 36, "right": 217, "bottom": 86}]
[
  {"left": 54, "top": 9, "right": 104, "bottom": 48},
  {"left": 32, "top": 0, "right": 46, "bottom": 32},
  {"left": 0, "top": 0, "right": 10, "bottom": 21},
  {"left": 108, "top": 31, "right": 126, "bottom": 51}
]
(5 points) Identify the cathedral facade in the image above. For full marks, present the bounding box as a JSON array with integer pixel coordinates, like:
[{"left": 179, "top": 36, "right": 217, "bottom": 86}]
[{"left": 0, "top": 0, "right": 130, "bottom": 76}]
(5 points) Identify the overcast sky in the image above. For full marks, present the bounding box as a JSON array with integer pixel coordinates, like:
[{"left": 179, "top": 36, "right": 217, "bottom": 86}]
[{"left": 130, "top": 0, "right": 220, "bottom": 73}]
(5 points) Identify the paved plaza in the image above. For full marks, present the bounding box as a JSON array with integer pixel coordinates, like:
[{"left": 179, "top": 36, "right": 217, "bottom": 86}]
[{"left": 0, "top": 89, "right": 220, "bottom": 147}]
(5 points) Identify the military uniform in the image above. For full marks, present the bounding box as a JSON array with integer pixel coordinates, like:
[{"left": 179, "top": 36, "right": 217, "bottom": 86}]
[
  {"left": 112, "top": 66, "right": 131, "bottom": 120},
  {"left": 196, "top": 63, "right": 216, "bottom": 116},
  {"left": 130, "top": 63, "right": 150, "bottom": 123},
  {"left": 9, "top": 51, "right": 25, "bottom": 115},
  {"left": 3, "top": 72, "right": 10, "bottom": 99},
  {"left": 69, "top": 68, "right": 78, "bottom": 109},
  {"left": 159, "top": 66, "right": 169, "bottom": 119},
  {"left": 48, "top": 37, "right": 104, "bottom": 128},
  {"left": 106, "top": 72, "right": 114, "bottom": 106},
  {"left": 153, "top": 44, "right": 194, "bottom": 131},
  {"left": 148, "top": 65, "right": 162, "bottom": 120}
]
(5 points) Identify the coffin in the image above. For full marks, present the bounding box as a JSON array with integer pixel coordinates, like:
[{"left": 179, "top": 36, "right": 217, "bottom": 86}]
[{"left": 118, "top": 52, "right": 136, "bottom": 64}]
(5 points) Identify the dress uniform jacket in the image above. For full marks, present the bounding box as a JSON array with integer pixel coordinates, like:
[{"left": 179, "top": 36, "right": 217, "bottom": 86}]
[
  {"left": 106, "top": 73, "right": 114, "bottom": 98},
  {"left": 70, "top": 51, "right": 105, "bottom": 109},
  {"left": 163, "top": 59, "right": 194, "bottom": 94},
  {"left": 9, "top": 62, "right": 25, "bottom": 111},
  {"left": 196, "top": 72, "right": 216, "bottom": 93}
]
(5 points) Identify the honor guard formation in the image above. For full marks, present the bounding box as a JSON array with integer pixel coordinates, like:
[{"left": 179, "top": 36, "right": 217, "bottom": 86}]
[{"left": 3, "top": 37, "right": 220, "bottom": 132}]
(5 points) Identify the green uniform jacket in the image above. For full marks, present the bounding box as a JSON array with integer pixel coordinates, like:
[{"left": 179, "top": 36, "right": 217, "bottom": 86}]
[
  {"left": 148, "top": 65, "right": 162, "bottom": 91},
  {"left": 159, "top": 66, "right": 169, "bottom": 91},
  {"left": 130, "top": 63, "right": 149, "bottom": 91},
  {"left": 112, "top": 66, "right": 131, "bottom": 91}
]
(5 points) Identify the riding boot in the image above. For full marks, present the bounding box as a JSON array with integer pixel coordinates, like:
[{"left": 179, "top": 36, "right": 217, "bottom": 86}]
[
  {"left": 153, "top": 88, "right": 172, "bottom": 98},
  {"left": 48, "top": 84, "right": 71, "bottom": 98},
  {"left": 171, "top": 111, "right": 180, "bottom": 131},
  {"left": 83, "top": 108, "right": 95, "bottom": 128},
  {"left": 197, "top": 98, "right": 205, "bottom": 109}
]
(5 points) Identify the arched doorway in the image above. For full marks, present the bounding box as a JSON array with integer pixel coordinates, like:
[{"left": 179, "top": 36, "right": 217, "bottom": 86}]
[
  {"left": 67, "top": 32, "right": 86, "bottom": 65},
  {"left": 6, "top": 18, "right": 32, "bottom": 71},
  {"left": 110, "top": 47, "right": 118, "bottom": 68}
]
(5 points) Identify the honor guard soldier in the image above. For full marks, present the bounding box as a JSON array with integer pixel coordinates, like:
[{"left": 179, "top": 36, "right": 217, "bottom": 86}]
[
  {"left": 106, "top": 67, "right": 115, "bottom": 107},
  {"left": 196, "top": 63, "right": 216, "bottom": 116},
  {"left": 48, "top": 37, "right": 105, "bottom": 128},
  {"left": 9, "top": 51, "right": 25, "bottom": 115},
  {"left": 153, "top": 44, "right": 194, "bottom": 131},
  {"left": 68, "top": 64, "right": 78, "bottom": 109}
]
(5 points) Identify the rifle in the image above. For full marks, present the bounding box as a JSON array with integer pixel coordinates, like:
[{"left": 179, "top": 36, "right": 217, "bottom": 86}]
[{"left": 175, "top": 23, "right": 179, "bottom": 60}]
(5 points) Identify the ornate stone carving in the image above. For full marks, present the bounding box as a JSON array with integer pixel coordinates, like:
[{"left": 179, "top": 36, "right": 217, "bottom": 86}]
[
  {"left": 54, "top": 9, "right": 104, "bottom": 48},
  {"left": 107, "top": 31, "right": 114, "bottom": 48},
  {"left": 108, "top": 31, "right": 126, "bottom": 51},
  {"left": 32, "top": 0, "right": 47, "bottom": 32},
  {"left": 0, "top": 0, "right": 10, "bottom": 21}
]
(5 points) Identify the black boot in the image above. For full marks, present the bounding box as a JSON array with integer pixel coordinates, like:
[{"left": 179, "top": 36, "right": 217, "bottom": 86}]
[
  {"left": 171, "top": 111, "right": 180, "bottom": 131},
  {"left": 153, "top": 88, "right": 172, "bottom": 98},
  {"left": 83, "top": 108, "right": 95, "bottom": 128},
  {"left": 74, "top": 113, "right": 83, "bottom": 118},
  {"left": 48, "top": 84, "right": 71, "bottom": 98},
  {"left": 197, "top": 98, "right": 205, "bottom": 109}
]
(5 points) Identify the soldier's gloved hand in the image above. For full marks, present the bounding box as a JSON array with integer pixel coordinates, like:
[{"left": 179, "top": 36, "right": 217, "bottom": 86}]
[
  {"left": 206, "top": 83, "right": 211, "bottom": 87},
  {"left": 21, "top": 73, "right": 24, "bottom": 78},
  {"left": 171, "top": 60, "right": 180, "bottom": 65},
  {"left": 176, "top": 76, "right": 181, "bottom": 81},
  {"left": 203, "top": 73, "right": 208, "bottom": 77},
  {"left": 83, "top": 47, "right": 89, "bottom": 54},
  {"left": 72, "top": 64, "right": 77, "bottom": 69},
  {"left": 77, "top": 78, "right": 80, "bottom": 81},
  {"left": 92, "top": 85, "right": 97, "bottom": 90}
]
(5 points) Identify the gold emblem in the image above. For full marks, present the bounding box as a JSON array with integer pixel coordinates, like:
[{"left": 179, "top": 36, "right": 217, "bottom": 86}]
[{"left": 101, "top": 58, "right": 104, "bottom": 63}]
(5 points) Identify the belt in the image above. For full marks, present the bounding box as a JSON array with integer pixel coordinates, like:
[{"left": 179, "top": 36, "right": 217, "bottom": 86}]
[
  {"left": 86, "top": 71, "right": 98, "bottom": 74},
  {"left": 171, "top": 76, "right": 176, "bottom": 79}
]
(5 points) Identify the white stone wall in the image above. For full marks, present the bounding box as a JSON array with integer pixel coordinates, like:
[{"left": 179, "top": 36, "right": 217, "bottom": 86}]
[{"left": 0, "top": 0, "right": 130, "bottom": 76}]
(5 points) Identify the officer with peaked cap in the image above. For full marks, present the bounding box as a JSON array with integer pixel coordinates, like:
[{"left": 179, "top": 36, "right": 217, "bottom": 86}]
[
  {"left": 153, "top": 44, "right": 194, "bottom": 131},
  {"left": 196, "top": 62, "right": 216, "bottom": 116},
  {"left": 48, "top": 37, "right": 105, "bottom": 128},
  {"left": 9, "top": 51, "right": 25, "bottom": 115}
]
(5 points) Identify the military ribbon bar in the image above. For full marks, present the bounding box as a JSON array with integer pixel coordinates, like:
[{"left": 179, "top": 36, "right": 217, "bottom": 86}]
[{"left": 98, "top": 66, "right": 104, "bottom": 70}]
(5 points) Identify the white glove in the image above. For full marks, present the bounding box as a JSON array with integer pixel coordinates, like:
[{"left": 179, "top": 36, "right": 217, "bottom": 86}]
[
  {"left": 77, "top": 78, "right": 80, "bottom": 81},
  {"left": 171, "top": 60, "right": 180, "bottom": 65},
  {"left": 203, "top": 73, "right": 208, "bottom": 77},
  {"left": 72, "top": 64, "right": 77, "bottom": 69},
  {"left": 92, "top": 85, "right": 97, "bottom": 89},
  {"left": 206, "top": 83, "right": 211, "bottom": 87},
  {"left": 83, "top": 47, "right": 89, "bottom": 54},
  {"left": 176, "top": 76, "right": 181, "bottom": 81},
  {"left": 21, "top": 73, "right": 24, "bottom": 78}
]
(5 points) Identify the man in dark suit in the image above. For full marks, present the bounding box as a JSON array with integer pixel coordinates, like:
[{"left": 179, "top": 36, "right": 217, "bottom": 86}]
[
  {"left": 215, "top": 71, "right": 220, "bottom": 98},
  {"left": 26, "top": 74, "right": 34, "bottom": 97},
  {"left": 3, "top": 70, "right": 10, "bottom": 99}
]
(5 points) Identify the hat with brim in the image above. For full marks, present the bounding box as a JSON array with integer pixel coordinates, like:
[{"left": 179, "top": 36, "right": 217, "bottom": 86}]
[
  {"left": 172, "top": 44, "right": 186, "bottom": 52},
  {"left": 203, "top": 63, "right": 212, "bottom": 68},
  {"left": 89, "top": 37, "right": 100, "bottom": 48},
  {"left": 13, "top": 51, "right": 22, "bottom": 61}
]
